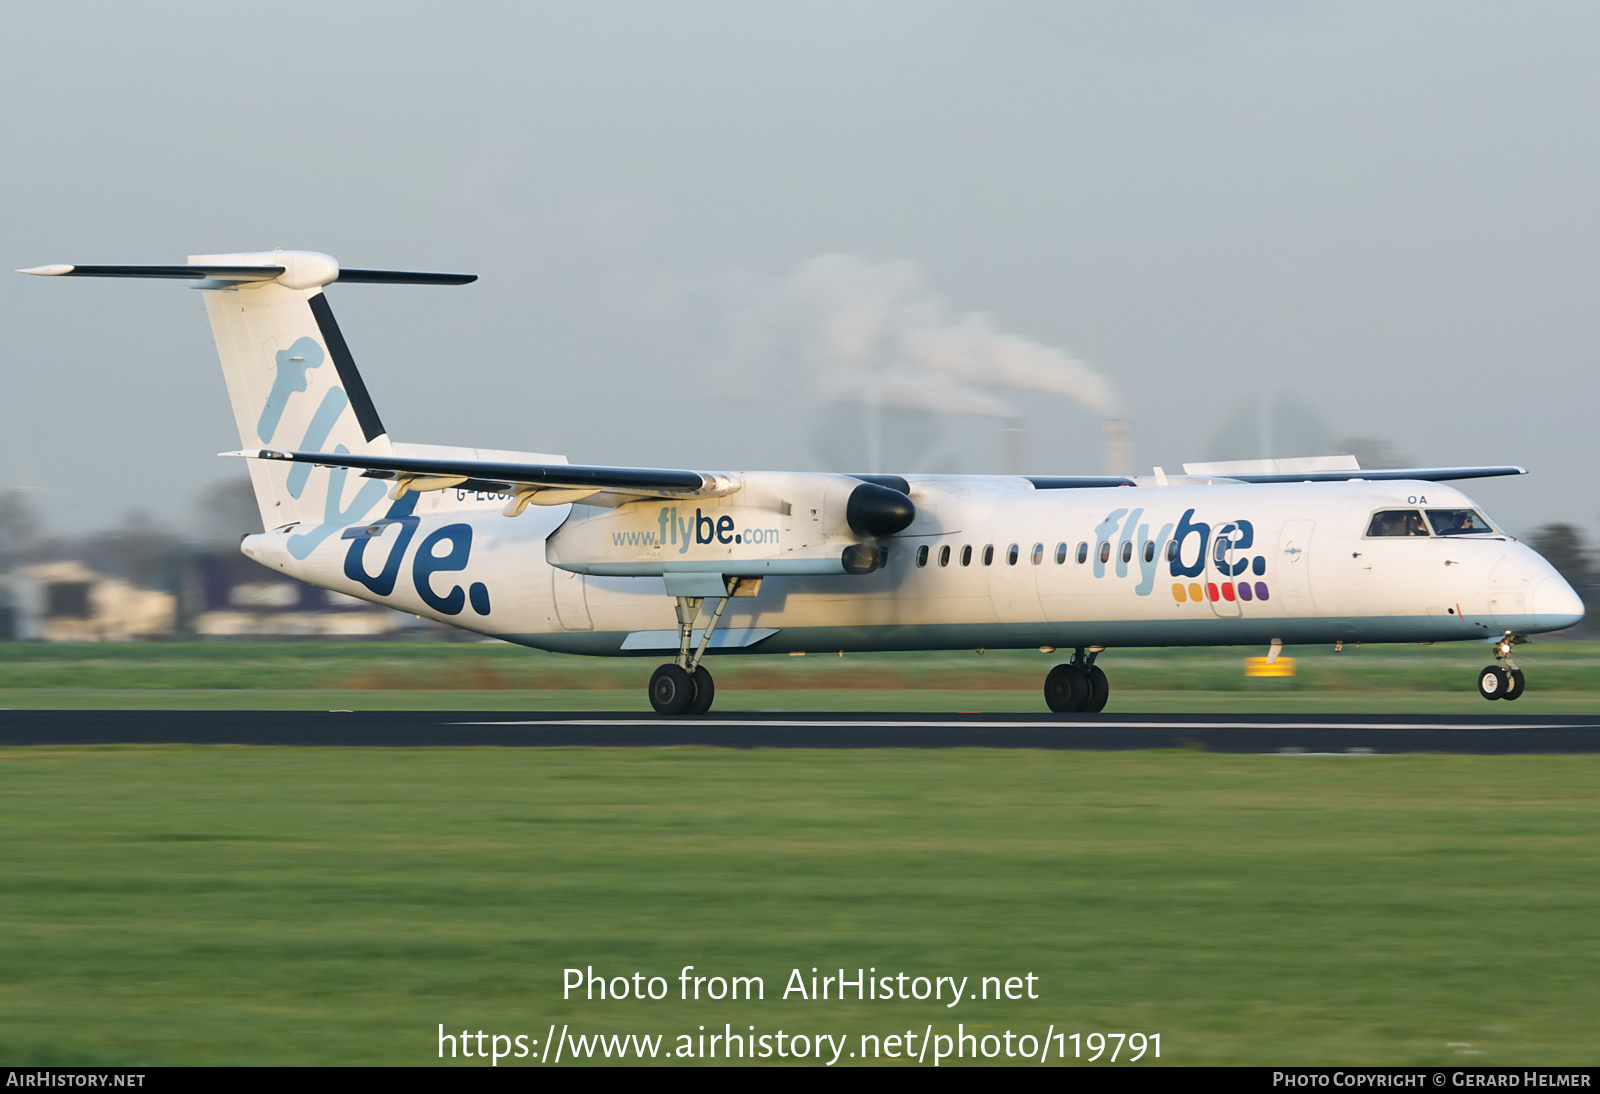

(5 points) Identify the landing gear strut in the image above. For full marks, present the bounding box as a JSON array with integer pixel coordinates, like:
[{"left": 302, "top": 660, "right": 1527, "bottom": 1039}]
[
  {"left": 1045, "top": 648, "right": 1109, "bottom": 714},
  {"left": 1477, "top": 632, "right": 1526, "bottom": 702},
  {"left": 648, "top": 582, "right": 737, "bottom": 715}
]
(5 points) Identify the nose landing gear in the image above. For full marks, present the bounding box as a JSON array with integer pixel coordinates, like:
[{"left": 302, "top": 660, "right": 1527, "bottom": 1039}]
[
  {"left": 1045, "top": 648, "right": 1109, "bottom": 714},
  {"left": 1477, "top": 632, "right": 1527, "bottom": 702}
]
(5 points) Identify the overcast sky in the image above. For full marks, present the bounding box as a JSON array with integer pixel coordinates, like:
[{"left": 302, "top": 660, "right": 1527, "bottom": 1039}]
[{"left": 3, "top": 2, "right": 1597, "bottom": 538}]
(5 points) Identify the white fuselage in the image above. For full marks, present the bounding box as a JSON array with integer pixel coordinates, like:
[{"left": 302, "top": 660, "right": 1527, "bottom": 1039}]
[{"left": 241, "top": 476, "right": 1583, "bottom": 657}]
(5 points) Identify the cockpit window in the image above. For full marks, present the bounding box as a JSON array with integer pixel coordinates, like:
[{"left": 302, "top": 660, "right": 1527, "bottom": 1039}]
[
  {"left": 1366, "top": 510, "right": 1430, "bottom": 537},
  {"left": 1426, "top": 509, "right": 1494, "bottom": 536}
]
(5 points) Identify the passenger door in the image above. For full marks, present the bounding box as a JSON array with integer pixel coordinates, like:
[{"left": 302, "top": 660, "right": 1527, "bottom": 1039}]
[{"left": 1277, "top": 520, "right": 1317, "bottom": 615}]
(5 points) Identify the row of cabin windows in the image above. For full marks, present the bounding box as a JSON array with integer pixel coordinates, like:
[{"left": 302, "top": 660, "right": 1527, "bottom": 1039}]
[
  {"left": 912, "top": 537, "right": 1260, "bottom": 569},
  {"left": 913, "top": 539, "right": 1171, "bottom": 568}
]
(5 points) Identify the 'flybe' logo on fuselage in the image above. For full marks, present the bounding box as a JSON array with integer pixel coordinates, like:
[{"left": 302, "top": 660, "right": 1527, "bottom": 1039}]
[
  {"left": 1091, "top": 507, "right": 1270, "bottom": 604},
  {"left": 609, "top": 507, "right": 780, "bottom": 554}
]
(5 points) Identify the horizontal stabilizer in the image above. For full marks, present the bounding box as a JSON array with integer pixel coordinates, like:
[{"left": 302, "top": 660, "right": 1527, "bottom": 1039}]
[
  {"left": 18, "top": 264, "right": 284, "bottom": 280},
  {"left": 334, "top": 269, "right": 477, "bottom": 285},
  {"left": 17, "top": 263, "right": 475, "bottom": 286},
  {"left": 226, "top": 448, "right": 740, "bottom": 505}
]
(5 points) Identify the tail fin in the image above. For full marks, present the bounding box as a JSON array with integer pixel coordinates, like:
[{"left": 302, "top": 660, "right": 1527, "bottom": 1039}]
[
  {"left": 20, "top": 251, "right": 475, "bottom": 559},
  {"left": 192, "top": 250, "right": 394, "bottom": 543}
]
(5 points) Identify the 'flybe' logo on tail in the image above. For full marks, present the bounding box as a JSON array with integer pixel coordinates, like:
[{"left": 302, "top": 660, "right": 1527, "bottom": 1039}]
[
  {"left": 253, "top": 334, "right": 388, "bottom": 561},
  {"left": 257, "top": 337, "right": 325, "bottom": 443}
]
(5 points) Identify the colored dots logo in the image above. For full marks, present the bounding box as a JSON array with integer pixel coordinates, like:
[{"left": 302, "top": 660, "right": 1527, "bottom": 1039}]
[{"left": 1172, "top": 579, "right": 1269, "bottom": 604}]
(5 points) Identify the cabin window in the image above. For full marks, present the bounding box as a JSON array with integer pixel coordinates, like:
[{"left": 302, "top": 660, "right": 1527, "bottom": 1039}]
[
  {"left": 1076, "top": 542, "right": 1088, "bottom": 564},
  {"left": 983, "top": 544, "right": 995, "bottom": 566},
  {"left": 1007, "top": 543, "right": 1020, "bottom": 565},
  {"left": 1099, "top": 541, "right": 1112, "bottom": 564},
  {"left": 1143, "top": 541, "right": 1156, "bottom": 563},
  {"left": 1366, "top": 510, "right": 1430, "bottom": 537},
  {"left": 1055, "top": 542, "right": 1068, "bottom": 565},
  {"left": 1166, "top": 540, "right": 1179, "bottom": 562},
  {"left": 1031, "top": 543, "right": 1044, "bottom": 565},
  {"left": 960, "top": 544, "right": 973, "bottom": 566},
  {"left": 915, "top": 544, "right": 929, "bottom": 567},
  {"left": 939, "top": 544, "right": 951, "bottom": 566},
  {"left": 1121, "top": 541, "right": 1133, "bottom": 564},
  {"left": 1213, "top": 538, "right": 1229, "bottom": 563},
  {"left": 1426, "top": 509, "right": 1494, "bottom": 536}
]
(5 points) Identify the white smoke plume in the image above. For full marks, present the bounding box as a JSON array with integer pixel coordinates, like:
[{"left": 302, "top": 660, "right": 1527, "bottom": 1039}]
[{"left": 726, "top": 254, "right": 1118, "bottom": 419}]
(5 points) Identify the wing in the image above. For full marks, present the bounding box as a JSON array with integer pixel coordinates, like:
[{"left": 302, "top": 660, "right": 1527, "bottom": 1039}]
[
  {"left": 229, "top": 447, "right": 739, "bottom": 515},
  {"left": 1213, "top": 466, "right": 1527, "bottom": 484}
]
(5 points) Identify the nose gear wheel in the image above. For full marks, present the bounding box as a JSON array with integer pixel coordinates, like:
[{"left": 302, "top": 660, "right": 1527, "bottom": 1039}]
[{"left": 1478, "top": 631, "right": 1528, "bottom": 701}]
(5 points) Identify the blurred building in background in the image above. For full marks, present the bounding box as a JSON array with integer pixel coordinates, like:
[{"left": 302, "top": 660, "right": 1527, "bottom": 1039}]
[
  {"left": 188, "top": 552, "right": 408, "bottom": 638},
  {"left": 1, "top": 560, "right": 176, "bottom": 641}
]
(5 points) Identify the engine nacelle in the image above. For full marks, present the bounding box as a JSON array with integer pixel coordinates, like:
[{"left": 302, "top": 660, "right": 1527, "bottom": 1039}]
[{"left": 546, "top": 472, "right": 913, "bottom": 577}]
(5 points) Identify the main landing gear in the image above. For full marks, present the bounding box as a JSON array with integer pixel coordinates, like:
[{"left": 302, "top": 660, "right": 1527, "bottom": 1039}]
[
  {"left": 648, "top": 584, "right": 737, "bottom": 715},
  {"left": 1045, "top": 648, "right": 1110, "bottom": 714},
  {"left": 1477, "top": 632, "right": 1526, "bottom": 702}
]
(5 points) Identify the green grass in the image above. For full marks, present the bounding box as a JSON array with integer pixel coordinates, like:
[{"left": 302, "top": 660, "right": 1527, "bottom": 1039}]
[
  {"left": 0, "top": 747, "right": 1596, "bottom": 1066},
  {"left": 0, "top": 640, "right": 1593, "bottom": 712}
]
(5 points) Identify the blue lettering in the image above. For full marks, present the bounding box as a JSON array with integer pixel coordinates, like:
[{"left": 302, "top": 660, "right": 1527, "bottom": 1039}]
[
  {"left": 1214, "top": 520, "right": 1255, "bottom": 577},
  {"left": 1115, "top": 508, "right": 1144, "bottom": 579},
  {"left": 1092, "top": 509, "right": 1129, "bottom": 579},
  {"left": 412, "top": 523, "right": 474, "bottom": 615},
  {"left": 343, "top": 493, "right": 420, "bottom": 595},
  {"left": 285, "top": 388, "right": 351, "bottom": 499},
  {"left": 1134, "top": 521, "right": 1176, "bottom": 596},
  {"left": 716, "top": 515, "right": 735, "bottom": 545},
  {"left": 1169, "top": 508, "right": 1210, "bottom": 579},
  {"left": 286, "top": 448, "right": 387, "bottom": 561},
  {"left": 256, "top": 336, "right": 324, "bottom": 443}
]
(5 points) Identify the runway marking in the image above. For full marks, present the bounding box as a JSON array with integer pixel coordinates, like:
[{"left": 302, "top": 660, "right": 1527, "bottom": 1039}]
[{"left": 451, "top": 718, "right": 1585, "bottom": 731}]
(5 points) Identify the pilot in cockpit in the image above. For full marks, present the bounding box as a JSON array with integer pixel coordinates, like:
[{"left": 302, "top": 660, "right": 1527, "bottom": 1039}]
[{"left": 1405, "top": 512, "right": 1429, "bottom": 536}]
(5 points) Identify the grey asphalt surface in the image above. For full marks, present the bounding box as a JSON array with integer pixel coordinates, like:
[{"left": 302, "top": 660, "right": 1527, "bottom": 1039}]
[{"left": 0, "top": 710, "right": 1598, "bottom": 752}]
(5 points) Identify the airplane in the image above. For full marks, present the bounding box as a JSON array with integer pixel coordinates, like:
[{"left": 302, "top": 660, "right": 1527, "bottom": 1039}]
[{"left": 18, "top": 250, "right": 1585, "bottom": 714}]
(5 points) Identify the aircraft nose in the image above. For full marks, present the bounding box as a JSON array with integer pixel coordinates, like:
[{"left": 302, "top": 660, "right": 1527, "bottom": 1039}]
[{"left": 1531, "top": 574, "right": 1585, "bottom": 629}]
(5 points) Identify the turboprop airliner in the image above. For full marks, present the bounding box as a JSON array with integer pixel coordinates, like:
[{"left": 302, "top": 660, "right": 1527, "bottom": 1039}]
[{"left": 18, "top": 252, "right": 1584, "bottom": 713}]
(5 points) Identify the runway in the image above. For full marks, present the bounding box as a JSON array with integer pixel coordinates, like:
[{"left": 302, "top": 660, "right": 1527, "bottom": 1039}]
[{"left": 1, "top": 710, "right": 1599, "bottom": 752}]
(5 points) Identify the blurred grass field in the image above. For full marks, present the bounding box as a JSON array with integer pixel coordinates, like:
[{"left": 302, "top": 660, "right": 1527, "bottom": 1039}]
[
  {"left": 0, "top": 639, "right": 1594, "bottom": 712},
  {"left": 0, "top": 746, "right": 1595, "bottom": 1066},
  {"left": 1, "top": 641, "right": 1595, "bottom": 1067}
]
